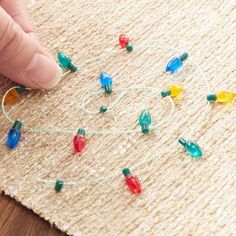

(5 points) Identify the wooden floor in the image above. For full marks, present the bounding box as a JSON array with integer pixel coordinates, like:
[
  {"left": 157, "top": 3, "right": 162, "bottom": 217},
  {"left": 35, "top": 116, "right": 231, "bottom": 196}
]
[{"left": 0, "top": 193, "right": 65, "bottom": 236}]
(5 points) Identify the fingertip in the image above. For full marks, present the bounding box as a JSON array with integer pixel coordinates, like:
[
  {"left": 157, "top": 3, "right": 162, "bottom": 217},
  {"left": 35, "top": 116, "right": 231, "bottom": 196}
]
[{"left": 25, "top": 53, "right": 62, "bottom": 89}]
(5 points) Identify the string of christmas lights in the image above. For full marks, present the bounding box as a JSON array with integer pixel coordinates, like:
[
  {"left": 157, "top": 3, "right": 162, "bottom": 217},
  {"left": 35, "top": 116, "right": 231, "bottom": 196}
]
[{"left": 2, "top": 34, "right": 235, "bottom": 194}]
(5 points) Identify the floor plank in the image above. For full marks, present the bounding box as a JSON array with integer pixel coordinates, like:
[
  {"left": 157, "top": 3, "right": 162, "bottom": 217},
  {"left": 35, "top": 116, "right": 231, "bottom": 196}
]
[{"left": 0, "top": 193, "right": 66, "bottom": 236}]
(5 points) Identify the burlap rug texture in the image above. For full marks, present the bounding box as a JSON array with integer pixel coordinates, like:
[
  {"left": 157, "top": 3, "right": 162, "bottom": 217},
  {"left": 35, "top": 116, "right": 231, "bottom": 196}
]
[{"left": 0, "top": 0, "right": 235, "bottom": 235}]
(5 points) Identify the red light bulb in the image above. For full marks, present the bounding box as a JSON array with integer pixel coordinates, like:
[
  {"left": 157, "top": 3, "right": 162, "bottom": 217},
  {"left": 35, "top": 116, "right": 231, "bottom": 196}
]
[
  {"left": 122, "top": 168, "right": 142, "bottom": 194},
  {"left": 119, "top": 33, "right": 130, "bottom": 48},
  {"left": 73, "top": 128, "right": 86, "bottom": 153}
]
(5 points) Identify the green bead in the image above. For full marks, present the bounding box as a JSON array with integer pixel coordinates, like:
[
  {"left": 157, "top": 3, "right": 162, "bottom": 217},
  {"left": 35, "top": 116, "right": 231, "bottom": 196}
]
[
  {"left": 141, "top": 124, "right": 150, "bottom": 134},
  {"left": 13, "top": 120, "right": 22, "bottom": 130},
  {"left": 105, "top": 84, "right": 112, "bottom": 94},
  {"left": 126, "top": 42, "right": 133, "bottom": 52},
  {"left": 77, "top": 128, "right": 85, "bottom": 136},
  {"left": 67, "top": 63, "right": 77, "bottom": 72},
  {"left": 178, "top": 138, "right": 202, "bottom": 159},
  {"left": 161, "top": 90, "right": 171, "bottom": 97},
  {"left": 55, "top": 180, "right": 64, "bottom": 192},
  {"left": 180, "top": 52, "right": 188, "bottom": 61},
  {"left": 122, "top": 168, "right": 131, "bottom": 177},
  {"left": 16, "top": 86, "right": 25, "bottom": 94},
  {"left": 58, "top": 51, "right": 71, "bottom": 68},
  {"left": 99, "top": 106, "right": 107, "bottom": 113},
  {"left": 207, "top": 94, "right": 217, "bottom": 101}
]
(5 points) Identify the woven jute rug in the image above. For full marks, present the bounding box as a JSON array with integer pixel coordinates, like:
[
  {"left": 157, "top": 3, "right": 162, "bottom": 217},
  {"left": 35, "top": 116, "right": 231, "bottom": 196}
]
[{"left": 0, "top": 0, "right": 236, "bottom": 235}]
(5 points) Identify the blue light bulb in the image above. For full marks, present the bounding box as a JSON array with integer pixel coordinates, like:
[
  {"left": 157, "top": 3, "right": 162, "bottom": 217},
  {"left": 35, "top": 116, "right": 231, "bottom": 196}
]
[
  {"left": 99, "top": 71, "right": 113, "bottom": 87},
  {"left": 178, "top": 138, "right": 202, "bottom": 159},
  {"left": 166, "top": 52, "right": 188, "bottom": 73},
  {"left": 7, "top": 121, "right": 22, "bottom": 149}
]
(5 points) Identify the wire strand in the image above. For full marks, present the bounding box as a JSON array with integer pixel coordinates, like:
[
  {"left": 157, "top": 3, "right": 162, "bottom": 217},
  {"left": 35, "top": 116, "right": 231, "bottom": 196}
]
[{"left": 1, "top": 44, "right": 211, "bottom": 187}]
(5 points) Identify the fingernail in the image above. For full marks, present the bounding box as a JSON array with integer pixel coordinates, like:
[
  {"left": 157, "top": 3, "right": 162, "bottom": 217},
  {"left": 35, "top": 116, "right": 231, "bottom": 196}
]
[{"left": 25, "top": 53, "right": 62, "bottom": 89}]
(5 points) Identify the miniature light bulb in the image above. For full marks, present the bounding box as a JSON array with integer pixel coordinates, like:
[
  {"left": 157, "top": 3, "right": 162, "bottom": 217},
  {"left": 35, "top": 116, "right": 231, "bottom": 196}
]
[
  {"left": 207, "top": 91, "right": 236, "bottom": 103},
  {"left": 119, "top": 33, "right": 130, "bottom": 48},
  {"left": 4, "top": 86, "right": 25, "bottom": 105},
  {"left": 161, "top": 84, "right": 184, "bottom": 97},
  {"left": 99, "top": 71, "right": 113, "bottom": 87},
  {"left": 166, "top": 52, "right": 188, "bottom": 73},
  {"left": 57, "top": 51, "right": 77, "bottom": 72},
  {"left": 139, "top": 109, "right": 152, "bottom": 134},
  {"left": 178, "top": 138, "right": 202, "bottom": 159},
  {"left": 99, "top": 71, "right": 113, "bottom": 94},
  {"left": 122, "top": 168, "right": 142, "bottom": 194},
  {"left": 73, "top": 128, "right": 86, "bottom": 153},
  {"left": 7, "top": 121, "right": 22, "bottom": 149}
]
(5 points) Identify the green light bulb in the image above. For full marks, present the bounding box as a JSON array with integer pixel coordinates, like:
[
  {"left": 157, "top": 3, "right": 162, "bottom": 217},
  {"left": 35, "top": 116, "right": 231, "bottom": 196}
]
[
  {"left": 178, "top": 138, "right": 203, "bottom": 159},
  {"left": 57, "top": 51, "right": 77, "bottom": 72},
  {"left": 139, "top": 109, "right": 152, "bottom": 134}
]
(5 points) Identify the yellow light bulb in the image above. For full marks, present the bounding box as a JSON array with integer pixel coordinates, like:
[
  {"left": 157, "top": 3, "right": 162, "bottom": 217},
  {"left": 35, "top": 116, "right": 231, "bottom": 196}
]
[
  {"left": 167, "top": 84, "right": 184, "bottom": 97},
  {"left": 217, "top": 91, "right": 236, "bottom": 103}
]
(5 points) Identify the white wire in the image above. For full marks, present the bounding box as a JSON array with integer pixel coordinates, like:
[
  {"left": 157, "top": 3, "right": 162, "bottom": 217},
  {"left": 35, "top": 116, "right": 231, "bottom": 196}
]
[{"left": 1, "top": 43, "right": 212, "bottom": 187}]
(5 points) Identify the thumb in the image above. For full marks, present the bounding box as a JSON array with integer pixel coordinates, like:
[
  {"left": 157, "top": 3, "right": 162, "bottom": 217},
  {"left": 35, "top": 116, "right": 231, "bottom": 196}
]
[{"left": 0, "top": 7, "right": 62, "bottom": 89}]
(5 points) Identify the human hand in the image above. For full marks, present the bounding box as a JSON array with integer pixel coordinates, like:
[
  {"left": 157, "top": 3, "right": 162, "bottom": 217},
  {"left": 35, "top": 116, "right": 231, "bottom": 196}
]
[{"left": 0, "top": 0, "right": 62, "bottom": 89}]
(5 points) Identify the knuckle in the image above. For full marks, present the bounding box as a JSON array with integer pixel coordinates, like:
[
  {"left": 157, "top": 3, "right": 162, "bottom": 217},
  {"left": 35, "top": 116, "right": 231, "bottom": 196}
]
[{"left": 0, "top": 19, "right": 23, "bottom": 58}]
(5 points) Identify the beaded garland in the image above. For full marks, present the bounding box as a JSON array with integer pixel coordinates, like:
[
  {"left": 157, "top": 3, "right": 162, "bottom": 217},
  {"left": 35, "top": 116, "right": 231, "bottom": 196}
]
[{"left": 2, "top": 34, "right": 235, "bottom": 194}]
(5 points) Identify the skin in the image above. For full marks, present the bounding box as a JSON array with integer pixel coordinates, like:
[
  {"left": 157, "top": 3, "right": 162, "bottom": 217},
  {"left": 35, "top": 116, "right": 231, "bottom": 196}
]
[{"left": 0, "top": 0, "right": 62, "bottom": 89}]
